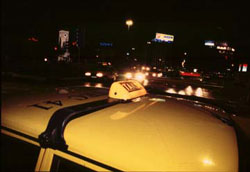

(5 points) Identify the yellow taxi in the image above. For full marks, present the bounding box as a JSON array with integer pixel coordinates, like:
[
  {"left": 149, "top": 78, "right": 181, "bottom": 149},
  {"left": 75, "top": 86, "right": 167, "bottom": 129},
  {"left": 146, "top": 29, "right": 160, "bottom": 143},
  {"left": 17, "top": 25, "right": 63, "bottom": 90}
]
[{"left": 1, "top": 80, "right": 238, "bottom": 171}]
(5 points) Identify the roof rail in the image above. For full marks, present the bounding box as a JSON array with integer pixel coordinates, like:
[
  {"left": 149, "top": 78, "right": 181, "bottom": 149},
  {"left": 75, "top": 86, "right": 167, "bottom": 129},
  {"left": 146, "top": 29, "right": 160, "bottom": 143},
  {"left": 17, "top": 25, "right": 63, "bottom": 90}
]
[{"left": 38, "top": 98, "right": 121, "bottom": 150}]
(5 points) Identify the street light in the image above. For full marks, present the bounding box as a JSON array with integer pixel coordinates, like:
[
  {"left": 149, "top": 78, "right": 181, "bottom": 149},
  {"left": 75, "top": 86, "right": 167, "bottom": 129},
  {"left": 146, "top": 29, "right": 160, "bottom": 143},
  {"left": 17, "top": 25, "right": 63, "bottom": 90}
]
[{"left": 126, "top": 19, "right": 133, "bottom": 30}]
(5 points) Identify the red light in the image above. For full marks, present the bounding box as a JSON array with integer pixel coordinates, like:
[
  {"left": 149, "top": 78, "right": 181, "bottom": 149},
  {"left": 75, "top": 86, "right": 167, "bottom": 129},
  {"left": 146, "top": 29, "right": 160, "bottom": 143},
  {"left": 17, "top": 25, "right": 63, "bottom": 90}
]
[
  {"left": 180, "top": 71, "right": 201, "bottom": 77},
  {"left": 72, "top": 41, "right": 77, "bottom": 46},
  {"left": 54, "top": 46, "right": 58, "bottom": 51},
  {"left": 28, "top": 37, "right": 38, "bottom": 42}
]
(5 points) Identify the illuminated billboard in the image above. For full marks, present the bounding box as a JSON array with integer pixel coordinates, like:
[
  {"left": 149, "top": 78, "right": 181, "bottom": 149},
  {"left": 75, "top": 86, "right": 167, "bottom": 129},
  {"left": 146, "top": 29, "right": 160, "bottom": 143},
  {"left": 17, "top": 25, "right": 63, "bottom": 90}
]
[
  {"left": 59, "top": 30, "right": 69, "bottom": 48},
  {"left": 239, "top": 64, "right": 248, "bottom": 72},
  {"left": 154, "top": 33, "right": 174, "bottom": 43},
  {"left": 204, "top": 40, "right": 215, "bottom": 47}
]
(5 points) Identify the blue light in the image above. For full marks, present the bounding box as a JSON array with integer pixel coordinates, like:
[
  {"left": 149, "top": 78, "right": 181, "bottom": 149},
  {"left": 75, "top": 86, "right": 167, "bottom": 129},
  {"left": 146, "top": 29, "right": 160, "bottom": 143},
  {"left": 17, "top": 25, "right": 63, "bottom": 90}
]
[{"left": 100, "top": 42, "right": 113, "bottom": 47}]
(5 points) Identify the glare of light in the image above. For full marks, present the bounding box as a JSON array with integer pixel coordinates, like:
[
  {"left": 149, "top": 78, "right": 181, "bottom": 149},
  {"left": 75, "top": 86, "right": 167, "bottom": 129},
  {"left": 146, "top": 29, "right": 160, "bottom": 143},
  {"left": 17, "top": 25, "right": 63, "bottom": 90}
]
[
  {"left": 149, "top": 98, "right": 166, "bottom": 102},
  {"left": 147, "top": 41, "right": 151, "bottom": 44},
  {"left": 166, "top": 88, "right": 176, "bottom": 94},
  {"left": 125, "top": 72, "right": 132, "bottom": 79},
  {"left": 135, "top": 72, "right": 145, "bottom": 82},
  {"left": 178, "top": 90, "right": 186, "bottom": 95},
  {"left": 205, "top": 42, "right": 215, "bottom": 46},
  {"left": 185, "top": 86, "right": 193, "bottom": 95},
  {"left": 145, "top": 72, "right": 149, "bottom": 76},
  {"left": 126, "top": 19, "right": 133, "bottom": 26},
  {"left": 95, "top": 83, "right": 103, "bottom": 88},
  {"left": 152, "top": 73, "right": 157, "bottom": 77},
  {"left": 85, "top": 72, "right": 91, "bottom": 76},
  {"left": 184, "top": 52, "right": 187, "bottom": 55},
  {"left": 84, "top": 83, "right": 91, "bottom": 87},
  {"left": 202, "top": 158, "right": 214, "bottom": 166},
  {"left": 153, "top": 66, "right": 157, "bottom": 69},
  {"left": 193, "top": 68, "right": 198, "bottom": 73},
  {"left": 146, "top": 67, "right": 150, "bottom": 71},
  {"left": 181, "top": 59, "right": 186, "bottom": 68},
  {"left": 142, "top": 66, "right": 145, "bottom": 70},
  {"left": 143, "top": 79, "right": 149, "bottom": 86},
  {"left": 44, "top": 58, "right": 48, "bottom": 62},
  {"left": 96, "top": 55, "right": 99, "bottom": 58},
  {"left": 126, "top": 52, "right": 130, "bottom": 56},
  {"left": 159, "top": 58, "right": 162, "bottom": 61},
  {"left": 232, "top": 48, "right": 235, "bottom": 52},
  {"left": 132, "top": 47, "right": 135, "bottom": 50},
  {"left": 217, "top": 46, "right": 227, "bottom": 50},
  {"left": 195, "top": 87, "right": 203, "bottom": 97},
  {"left": 157, "top": 73, "right": 163, "bottom": 77},
  {"left": 242, "top": 64, "right": 248, "bottom": 72},
  {"left": 96, "top": 72, "right": 103, "bottom": 77},
  {"left": 134, "top": 58, "right": 137, "bottom": 61},
  {"left": 231, "top": 64, "right": 234, "bottom": 67},
  {"left": 239, "top": 64, "right": 242, "bottom": 72}
]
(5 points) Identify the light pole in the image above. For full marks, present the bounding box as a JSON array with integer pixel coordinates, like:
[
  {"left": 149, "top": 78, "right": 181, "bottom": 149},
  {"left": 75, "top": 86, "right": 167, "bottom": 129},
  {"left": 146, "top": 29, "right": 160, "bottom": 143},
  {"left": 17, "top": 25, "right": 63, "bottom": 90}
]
[{"left": 126, "top": 19, "right": 133, "bottom": 31}]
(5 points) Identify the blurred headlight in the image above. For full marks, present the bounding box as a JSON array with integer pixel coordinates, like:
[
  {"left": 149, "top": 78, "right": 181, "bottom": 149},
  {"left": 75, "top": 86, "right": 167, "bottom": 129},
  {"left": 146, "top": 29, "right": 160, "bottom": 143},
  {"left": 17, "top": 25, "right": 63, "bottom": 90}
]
[
  {"left": 135, "top": 72, "right": 145, "bottom": 82},
  {"left": 85, "top": 72, "right": 91, "bottom": 76},
  {"left": 96, "top": 72, "right": 103, "bottom": 77},
  {"left": 152, "top": 73, "right": 157, "bottom": 77},
  {"left": 125, "top": 72, "right": 132, "bottom": 79},
  {"left": 157, "top": 73, "right": 163, "bottom": 77}
]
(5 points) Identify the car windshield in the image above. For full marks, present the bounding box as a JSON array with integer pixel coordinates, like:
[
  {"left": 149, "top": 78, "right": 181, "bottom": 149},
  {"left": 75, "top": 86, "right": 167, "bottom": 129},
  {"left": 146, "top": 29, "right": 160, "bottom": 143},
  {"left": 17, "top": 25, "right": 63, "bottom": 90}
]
[{"left": 2, "top": 0, "right": 250, "bottom": 171}]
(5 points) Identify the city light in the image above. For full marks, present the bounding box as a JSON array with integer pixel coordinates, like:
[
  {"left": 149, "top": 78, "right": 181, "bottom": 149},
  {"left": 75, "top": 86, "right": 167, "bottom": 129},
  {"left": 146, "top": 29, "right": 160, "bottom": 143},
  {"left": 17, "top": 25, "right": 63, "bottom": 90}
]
[
  {"left": 157, "top": 73, "right": 163, "bottom": 77},
  {"left": 204, "top": 41, "right": 215, "bottom": 47},
  {"left": 155, "top": 33, "right": 174, "bottom": 42},
  {"left": 126, "top": 19, "right": 133, "bottom": 30},
  {"left": 185, "top": 86, "right": 193, "bottom": 95},
  {"left": 85, "top": 72, "right": 91, "bottom": 76},
  {"left": 166, "top": 88, "right": 176, "bottom": 94},
  {"left": 96, "top": 72, "right": 103, "bottom": 77},
  {"left": 125, "top": 72, "right": 132, "bottom": 79},
  {"left": 178, "top": 90, "right": 186, "bottom": 95},
  {"left": 216, "top": 46, "right": 227, "bottom": 50},
  {"left": 195, "top": 87, "right": 203, "bottom": 97},
  {"left": 135, "top": 72, "right": 145, "bottom": 82}
]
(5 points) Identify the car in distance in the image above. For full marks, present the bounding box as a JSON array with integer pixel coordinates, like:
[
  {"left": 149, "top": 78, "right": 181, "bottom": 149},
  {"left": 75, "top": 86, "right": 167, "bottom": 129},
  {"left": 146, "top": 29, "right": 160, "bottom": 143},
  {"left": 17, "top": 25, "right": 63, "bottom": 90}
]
[
  {"left": 1, "top": 80, "right": 239, "bottom": 171},
  {"left": 83, "top": 63, "right": 118, "bottom": 82}
]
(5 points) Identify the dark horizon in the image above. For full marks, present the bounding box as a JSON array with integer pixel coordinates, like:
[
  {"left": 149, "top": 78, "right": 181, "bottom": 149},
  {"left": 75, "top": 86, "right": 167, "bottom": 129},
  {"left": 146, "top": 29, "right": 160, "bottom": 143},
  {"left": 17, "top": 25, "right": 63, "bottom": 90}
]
[{"left": 2, "top": 0, "right": 250, "bottom": 64}]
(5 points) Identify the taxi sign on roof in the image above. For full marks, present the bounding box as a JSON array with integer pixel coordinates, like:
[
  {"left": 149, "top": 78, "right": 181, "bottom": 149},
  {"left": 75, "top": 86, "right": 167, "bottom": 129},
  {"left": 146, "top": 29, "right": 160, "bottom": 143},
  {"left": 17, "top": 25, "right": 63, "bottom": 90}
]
[{"left": 109, "top": 80, "right": 147, "bottom": 100}]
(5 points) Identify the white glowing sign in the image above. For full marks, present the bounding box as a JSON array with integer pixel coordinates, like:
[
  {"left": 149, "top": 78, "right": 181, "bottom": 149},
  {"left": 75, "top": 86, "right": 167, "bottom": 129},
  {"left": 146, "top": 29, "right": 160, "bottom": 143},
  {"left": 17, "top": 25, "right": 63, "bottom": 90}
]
[
  {"left": 204, "top": 41, "right": 215, "bottom": 47},
  {"left": 216, "top": 46, "right": 227, "bottom": 50},
  {"left": 239, "top": 64, "right": 248, "bottom": 72},
  {"left": 155, "top": 33, "right": 174, "bottom": 42},
  {"left": 242, "top": 64, "right": 248, "bottom": 72},
  {"left": 59, "top": 30, "right": 69, "bottom": 48}
]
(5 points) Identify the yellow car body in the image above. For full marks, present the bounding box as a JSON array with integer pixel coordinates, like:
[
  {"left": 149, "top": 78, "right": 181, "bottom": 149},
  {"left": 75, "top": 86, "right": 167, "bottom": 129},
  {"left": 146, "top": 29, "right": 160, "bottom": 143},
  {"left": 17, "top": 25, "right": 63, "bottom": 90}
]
[{"left": 1, "top": 80, "right": 238, "bottom": 171}]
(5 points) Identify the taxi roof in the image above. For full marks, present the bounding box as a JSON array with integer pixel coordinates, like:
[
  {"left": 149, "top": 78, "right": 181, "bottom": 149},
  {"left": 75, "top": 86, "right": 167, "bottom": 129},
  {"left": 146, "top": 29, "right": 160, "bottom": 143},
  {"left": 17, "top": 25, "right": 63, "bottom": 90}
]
[
  {"left": 63, "top": 96, "right": 238, "bottom": 171},
  {"left": 1, "top": 82, "right": 238, "bottom": 171}
]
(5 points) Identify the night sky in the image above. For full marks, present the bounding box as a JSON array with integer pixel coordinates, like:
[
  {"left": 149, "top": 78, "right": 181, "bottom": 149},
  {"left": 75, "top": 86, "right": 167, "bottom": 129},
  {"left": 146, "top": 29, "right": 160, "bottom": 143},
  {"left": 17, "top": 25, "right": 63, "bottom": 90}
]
[{"left": 2, "top": 0, "right": 250, "bottom": 61}]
